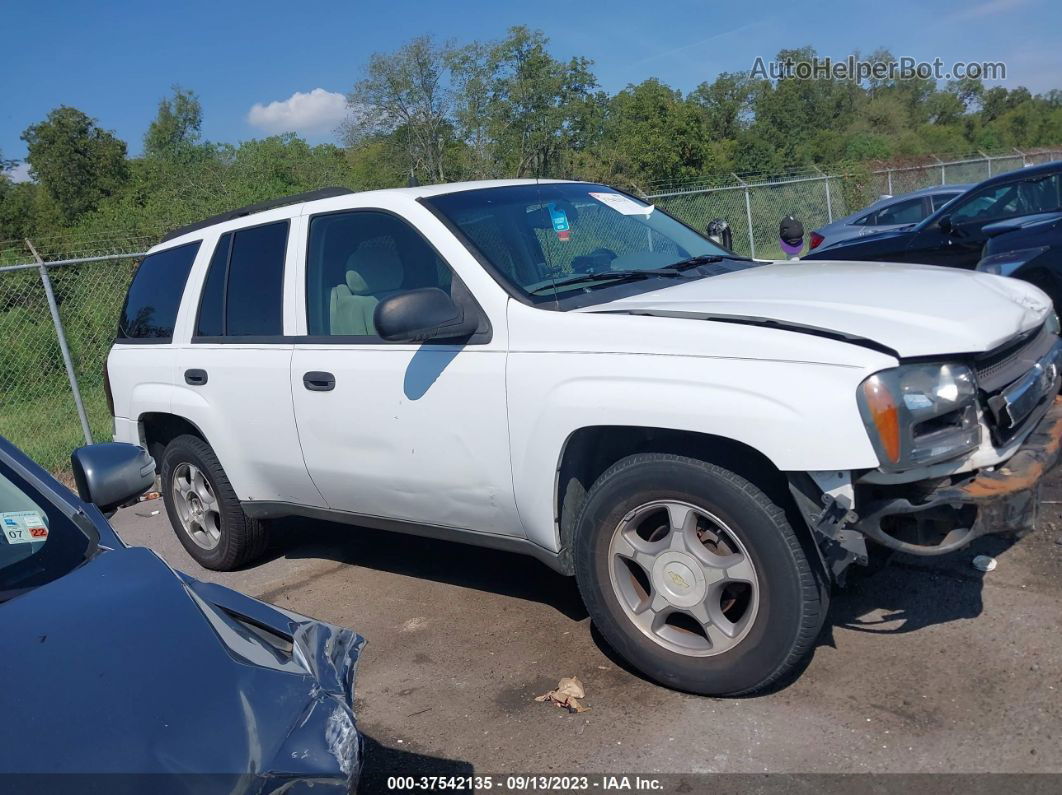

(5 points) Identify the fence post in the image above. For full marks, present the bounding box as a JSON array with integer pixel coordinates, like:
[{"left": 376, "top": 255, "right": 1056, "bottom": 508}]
[
  {"left": 25, "top": 239, "right": 93, "bottom": 446},
  {"left": 886, "top": 169, "right": 893, "bottom": 195},
  {"left": 1015, "top": 147, "right": 1027, "bottom": 166},
  {"left": 734, "top": 174, "right": 755, "bottom": 258},
  {"left": 933, "top": 155, "right": 946, "bottom": 185},
  {"left": 979, "top": 150, "right": 992, "bottom": 177},
  {"left": 814, "top": 167, "right": 833, "bottom": 223}
]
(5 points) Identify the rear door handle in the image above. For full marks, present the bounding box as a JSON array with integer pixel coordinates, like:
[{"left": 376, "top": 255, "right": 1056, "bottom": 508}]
[
  {"left": 184, "top": 369, "right": 208, "bottom": 386},
  {"left": 303, "top": 371, "right": 335, "bottom": 392}
]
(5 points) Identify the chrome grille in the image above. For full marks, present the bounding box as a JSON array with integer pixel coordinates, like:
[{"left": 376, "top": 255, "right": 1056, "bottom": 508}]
[{"left": 975, "top": 323, "right": 1054, "bottom": 393}]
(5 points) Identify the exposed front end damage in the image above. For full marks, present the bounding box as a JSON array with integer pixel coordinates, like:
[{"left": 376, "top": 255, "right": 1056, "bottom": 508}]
[{"left": 790, "top": 396, "right": 1062, "bottom": 583}]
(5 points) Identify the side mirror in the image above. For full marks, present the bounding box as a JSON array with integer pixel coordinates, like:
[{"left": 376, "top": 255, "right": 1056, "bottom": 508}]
[
  {"left": 938, "top": 215, "right": 954, "bottom": 235},
  {"left": 71, "top": 442, "right": 155, "bottom": 514},
  {"left": 374, "top": 288, "right": 479, "bottom": 343}
]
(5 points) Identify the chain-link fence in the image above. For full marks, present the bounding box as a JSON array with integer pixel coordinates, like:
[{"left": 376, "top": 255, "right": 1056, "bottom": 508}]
[
  {"left": 647, "top": 148, "right": 1062, "bottom": 258},
  {"left": 0, "top": 244, "right": 143, "bottom": 479},
  {"left": 1, "top": 147, "right": 1060, "bottom": 477}
]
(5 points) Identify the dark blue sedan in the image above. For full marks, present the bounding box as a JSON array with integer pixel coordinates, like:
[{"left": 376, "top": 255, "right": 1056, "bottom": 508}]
[{"left": 0, "top": 436, "right": 365, "bottom": 793}]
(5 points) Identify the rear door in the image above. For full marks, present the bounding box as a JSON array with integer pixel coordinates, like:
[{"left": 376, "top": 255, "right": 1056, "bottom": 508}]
[{"left": 173, "top": 217, "right": 325, "bottom": 507}]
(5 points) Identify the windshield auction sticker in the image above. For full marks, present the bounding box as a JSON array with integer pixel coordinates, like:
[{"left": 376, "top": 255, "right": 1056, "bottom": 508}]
[
  {"left": 1, "top": 511, "right": 48, "bottom": 544},
  {"left": 589, "top": 192, "right": 655, "bottom": 216}
]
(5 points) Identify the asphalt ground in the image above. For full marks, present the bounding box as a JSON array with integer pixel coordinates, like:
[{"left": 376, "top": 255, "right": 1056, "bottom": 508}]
[{"left": 111, "top": 474, "right": 1062, "bottom": 789}]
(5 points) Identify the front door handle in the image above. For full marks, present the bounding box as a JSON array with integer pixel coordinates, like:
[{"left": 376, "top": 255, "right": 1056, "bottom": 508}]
[
  {"left": 184, "top": 369, "right": 208, "bottom": 386},
  {"left": 303, "top": 371, "right": 335, "bottom": 392}
]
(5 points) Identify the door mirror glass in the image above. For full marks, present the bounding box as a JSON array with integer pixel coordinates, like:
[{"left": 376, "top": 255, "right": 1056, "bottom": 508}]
[
  {"left": 374, "top": 288, "right": 479, "bottom": 343},
  {"left": 70, "top": 443, "right": 155, "bottom": 513}
]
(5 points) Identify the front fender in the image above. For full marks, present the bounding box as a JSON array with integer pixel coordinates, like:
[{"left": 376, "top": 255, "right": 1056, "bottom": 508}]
[{"left": 506, "top": 352, "right": 882, "bottom": 552}]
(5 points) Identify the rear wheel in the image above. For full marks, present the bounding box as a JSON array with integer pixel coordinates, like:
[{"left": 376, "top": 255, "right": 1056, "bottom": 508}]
[
  {"left": 573, "top": 453, "right": 828, "bottom": 695},
  {"left": 160, "top": 434, "right": 269, "bottom": 570}
]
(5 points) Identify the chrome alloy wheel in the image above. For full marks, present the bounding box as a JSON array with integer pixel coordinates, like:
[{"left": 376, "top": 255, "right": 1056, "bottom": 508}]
[
  {"left": 608, "top": 500, "right": 760, "bottom": 656},
  {"left": 170, "top": 462, "right": 222, "bottom": 550}
]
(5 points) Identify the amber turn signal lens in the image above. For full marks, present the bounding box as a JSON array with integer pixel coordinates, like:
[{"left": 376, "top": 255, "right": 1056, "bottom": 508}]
[{"left": 862, "top": 377, "right": 900, "bottom": 463}]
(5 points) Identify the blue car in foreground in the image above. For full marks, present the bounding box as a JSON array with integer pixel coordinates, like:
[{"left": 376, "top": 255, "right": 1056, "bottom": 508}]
[{"left": 0, "top": 437, "right": 365, "bottom": 793}]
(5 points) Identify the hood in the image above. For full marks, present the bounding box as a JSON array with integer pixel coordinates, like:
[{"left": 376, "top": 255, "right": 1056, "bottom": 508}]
[
  {"left": 0, "top": 546, "right": 364, "bottom": 789},
  {"left": 583, "top": 260, "right": 1051, "bottom": 358}
]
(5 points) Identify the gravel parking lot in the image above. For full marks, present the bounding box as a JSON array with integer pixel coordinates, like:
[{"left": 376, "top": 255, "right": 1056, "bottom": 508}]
[{"left": 112, "top": 474, "right": 1062, "bottom": 786}]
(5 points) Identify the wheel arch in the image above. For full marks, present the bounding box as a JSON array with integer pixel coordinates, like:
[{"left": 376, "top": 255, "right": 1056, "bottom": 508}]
[
  {"left": 138, "top": 412, "right": 208, "bottom": 472},
  {"left": 554, "top": 425, "right": 796, "bottom": 573}
]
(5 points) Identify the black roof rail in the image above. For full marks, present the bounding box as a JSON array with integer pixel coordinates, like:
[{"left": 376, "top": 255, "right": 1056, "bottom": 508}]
[{"left": 159, "top": 186, "right": 355, "bottom": 243}]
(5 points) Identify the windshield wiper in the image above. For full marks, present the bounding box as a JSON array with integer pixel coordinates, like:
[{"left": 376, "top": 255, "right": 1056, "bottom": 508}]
[
  {"left": 665, "top": 253, "right": 752, "bottom": 270},
  {"left": 530, "top": 268, "right": 684, "bottom": 295}
]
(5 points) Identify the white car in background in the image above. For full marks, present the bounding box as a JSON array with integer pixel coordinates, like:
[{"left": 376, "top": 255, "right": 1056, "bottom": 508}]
[{"left": 107, "top": 179, "right": 1062, "bottom": 696}]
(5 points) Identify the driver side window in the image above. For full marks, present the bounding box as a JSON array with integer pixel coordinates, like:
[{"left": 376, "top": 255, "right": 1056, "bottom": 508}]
[
  {"left": 950, "top": 174, "right": 1061, "bottom": 225},
  {"left": 305, "top": 211, "right": 453, "bottom": 338},
  {"left": 950, "top": 184, "right": 1020, "bottom": 224}
]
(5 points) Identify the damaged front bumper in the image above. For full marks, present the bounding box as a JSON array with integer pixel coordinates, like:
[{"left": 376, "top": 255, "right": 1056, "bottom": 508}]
[{"left": 792, "top": 396, "right": 1062, "bottom": 578}]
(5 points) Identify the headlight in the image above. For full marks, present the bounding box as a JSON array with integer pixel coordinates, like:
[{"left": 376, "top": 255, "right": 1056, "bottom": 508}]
[
  {"left": 975, "top": 246, "right": 1049, "bottom": 277},
  {"left": 857, "top": 363, "right": 981, "bottom": 470}
]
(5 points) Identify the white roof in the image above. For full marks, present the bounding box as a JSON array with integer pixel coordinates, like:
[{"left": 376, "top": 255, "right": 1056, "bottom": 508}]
[
  {"left": 154, "top": 178, "right": 586, "bottom": 251},
  {"left": 332, "top": 177, "right": 580, "bottom": 201}
]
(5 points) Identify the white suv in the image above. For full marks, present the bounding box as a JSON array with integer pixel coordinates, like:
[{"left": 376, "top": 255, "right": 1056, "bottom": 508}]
[{"left": 108, "top": 180, "right": 1062, "bottom": 695}]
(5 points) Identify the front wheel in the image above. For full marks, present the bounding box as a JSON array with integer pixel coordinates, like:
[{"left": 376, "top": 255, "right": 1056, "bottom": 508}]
[
  {"left": 160, "top": 434, "right": 269, "bottom": 571},
  {"left": 573, "top": 453, "right": 827, "bottom": 696}
]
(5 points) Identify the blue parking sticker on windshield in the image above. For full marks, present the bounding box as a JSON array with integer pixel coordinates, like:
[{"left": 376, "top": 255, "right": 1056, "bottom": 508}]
[{"left": 547, "top": 203, "right": 571, "bottom": 241}]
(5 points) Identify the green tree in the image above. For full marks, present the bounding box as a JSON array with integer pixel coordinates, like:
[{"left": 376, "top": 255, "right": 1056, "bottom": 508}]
[
  {"left": 689, "top": 72, "right": 759, "bottom": 140},
  {"left": 344, "top": 35, "right": 453, "bottom": 183},
  {"left": 597, "top": 79, "right": 711, "bottom": 189},
  {"left": 144, "top": 86, "right": 204, "bottom": 160},
  {"left": 485, "top": 27, "right": 597, "bottom": 178},
  {"left": 20, "top": 106, "right": 129, "bottom": 223}
]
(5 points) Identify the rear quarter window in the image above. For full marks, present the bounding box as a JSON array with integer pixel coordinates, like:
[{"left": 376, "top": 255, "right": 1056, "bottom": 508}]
[{"left": 117, "top": 241, "right": 201, "bottom": 341}]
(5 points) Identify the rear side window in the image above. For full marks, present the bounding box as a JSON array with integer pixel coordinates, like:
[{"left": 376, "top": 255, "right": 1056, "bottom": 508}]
[
  {"left": 194, "top": 221, "right": 288, "bottom": 339},
  {"left": 117, "top": 241, "right": 201, "bottom": 341},
  {"left": 874, "top": 197, "right": 925, "bottom": 226}
]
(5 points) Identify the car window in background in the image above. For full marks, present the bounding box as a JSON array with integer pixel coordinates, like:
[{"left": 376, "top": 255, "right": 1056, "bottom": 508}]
[
  {"left": 305, "top": 211, "right": 454, "bottom": 337},
  {"left": 117, "top": 241, "right": 201, "bottom": 341},
  {"left": 874, "top": 197, "right": 925, "bottom": 226},
  {"left": 0, "top": 466, "right": 92, "bottom": 602},
  {"left": 932, "top": 192, "right": 962, "bottom": 212},
  {"left": 951, "top": 173, "right": 1062, "bottom": 225}
]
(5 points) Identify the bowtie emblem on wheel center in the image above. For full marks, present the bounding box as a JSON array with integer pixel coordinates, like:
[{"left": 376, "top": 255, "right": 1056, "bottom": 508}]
[{"left": 652, "top": 552, "right": 709, "bottom": 608}]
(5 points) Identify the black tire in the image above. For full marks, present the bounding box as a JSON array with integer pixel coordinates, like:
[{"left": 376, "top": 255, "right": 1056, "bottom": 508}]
[
  {"left": 573, "top": 453, "right": 828, "bottom": 696},
  {"left": 160, "top": 434, "right": 269, "bottom": 570}
]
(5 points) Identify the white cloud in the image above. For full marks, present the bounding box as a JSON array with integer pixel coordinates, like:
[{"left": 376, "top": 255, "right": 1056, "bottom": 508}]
[
  {"left": 3, "top": 162, "right": 31, "bottom": 183},
  {"left": 247, "top": 88, "right": 348, "bottom": 136}
]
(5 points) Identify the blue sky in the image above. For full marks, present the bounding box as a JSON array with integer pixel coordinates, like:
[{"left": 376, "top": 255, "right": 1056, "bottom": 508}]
[{"left": 2, "top": 0, "right": 1059, "bottom": 172}]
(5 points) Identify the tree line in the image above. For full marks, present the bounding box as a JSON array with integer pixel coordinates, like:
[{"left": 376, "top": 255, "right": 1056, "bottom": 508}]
[{"left": 2, "top": 27, "right": 1060, "bottom": 253}]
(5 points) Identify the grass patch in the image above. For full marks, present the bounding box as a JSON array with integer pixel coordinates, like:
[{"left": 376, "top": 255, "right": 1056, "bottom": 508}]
[{"left": 0, "top": 381, "right": 112, "bottom": 477}]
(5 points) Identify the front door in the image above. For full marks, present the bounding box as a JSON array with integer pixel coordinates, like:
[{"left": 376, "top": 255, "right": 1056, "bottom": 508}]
[{"left": 290, "top": 209, "right": 522, "bottom": 536}]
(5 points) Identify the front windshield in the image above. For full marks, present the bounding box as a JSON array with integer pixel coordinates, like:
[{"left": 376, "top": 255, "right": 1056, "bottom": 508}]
[
  {"left": 424, "top": 183, "right": 752, "bottom": 305},
  {"left": 0, "top": 465, "right": 92, "bottom": 603}
]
